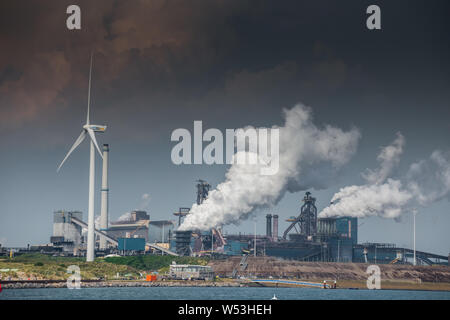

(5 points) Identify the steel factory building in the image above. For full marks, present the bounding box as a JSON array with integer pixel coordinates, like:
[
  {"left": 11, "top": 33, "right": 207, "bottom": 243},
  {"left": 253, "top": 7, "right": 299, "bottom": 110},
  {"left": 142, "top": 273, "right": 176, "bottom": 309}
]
[{"left": 171, "top": 191, "right": 449, "bottom": 266}]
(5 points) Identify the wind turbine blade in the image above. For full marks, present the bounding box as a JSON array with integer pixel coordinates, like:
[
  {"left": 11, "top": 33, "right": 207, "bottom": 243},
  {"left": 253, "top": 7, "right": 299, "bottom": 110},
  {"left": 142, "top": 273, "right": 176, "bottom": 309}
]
[
  {"left": 86, "top": 128, "right": 103, "bottom": 159},
  {"left": 86, "top": 52, "right": 93, "bottom": 125},
  {"left": 57, "top": 131, "right": 87, "bottom": 172}
]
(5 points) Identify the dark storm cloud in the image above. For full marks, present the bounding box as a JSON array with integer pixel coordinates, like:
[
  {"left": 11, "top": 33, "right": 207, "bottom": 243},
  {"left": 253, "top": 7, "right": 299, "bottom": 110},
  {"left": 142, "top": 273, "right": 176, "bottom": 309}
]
[
  {"left": 0, "top": 0, "right": 449, "bottom": 145},
  {"left": 0, "top": 65, "right": 22, "bottom": 85},
  {"left": 0, "top": 0, "right": 247, "bottom": 131}
]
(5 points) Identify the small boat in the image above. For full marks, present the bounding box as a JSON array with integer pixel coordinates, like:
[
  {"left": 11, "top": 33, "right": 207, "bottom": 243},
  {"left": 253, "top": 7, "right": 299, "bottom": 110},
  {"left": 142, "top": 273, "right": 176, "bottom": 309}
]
[{"left": 271, "top": 294, "right": 278, "bottom": 300}]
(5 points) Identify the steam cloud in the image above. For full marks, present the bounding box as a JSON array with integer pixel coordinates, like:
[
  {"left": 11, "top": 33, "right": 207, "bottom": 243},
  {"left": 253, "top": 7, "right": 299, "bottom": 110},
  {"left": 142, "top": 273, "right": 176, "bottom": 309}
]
[
  {"left": 82, "top": 215, "right": 103, "bottom": 234},
  {"left": 319, "top": 135, "right": 450, "bottom": 219},
  {"left": 319, "top": 179, "right": 413, "bottom": 219},
  {"left": 117, "top": 212, "right": 132, "bottom": 222},
  {"left": 139, "top": 193, "right": 151, "bottom": 211},
  {"left": 179, "top": 104, "right": 361, "bottom": 231},
  {"left": 362, "top": 132, "right": 405, "bottom": 185},
  {"left": 406, "top": 150, "right": 450, "bottom": 205},
  {"left": 113, "top": 194, "right": 151, "bottom": 224}
]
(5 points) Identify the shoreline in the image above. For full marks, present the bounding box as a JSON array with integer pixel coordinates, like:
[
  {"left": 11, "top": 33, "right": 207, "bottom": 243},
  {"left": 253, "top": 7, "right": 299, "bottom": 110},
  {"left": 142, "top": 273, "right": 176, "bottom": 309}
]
[
  {"left": 0, "top": 280, "right": 242, "bottom": 289},
  {"left": 2, "top": 279, "right": 450, "bottom": 292}
]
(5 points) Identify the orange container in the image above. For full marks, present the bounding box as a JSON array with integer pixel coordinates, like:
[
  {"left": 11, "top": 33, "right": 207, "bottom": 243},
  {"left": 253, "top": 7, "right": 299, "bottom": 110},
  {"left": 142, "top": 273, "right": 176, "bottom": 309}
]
[{"left": 146, "top": 275, "right": 157, "bottom": 281}]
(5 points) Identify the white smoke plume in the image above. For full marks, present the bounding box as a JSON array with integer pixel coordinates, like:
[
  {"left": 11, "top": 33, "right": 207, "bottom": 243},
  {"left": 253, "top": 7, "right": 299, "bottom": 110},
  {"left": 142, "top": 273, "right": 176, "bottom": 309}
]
[
  {"left": 406, "top": 150, "right": 450, "bottom": 205},
  {"left": 320, "top": 134, "right": 408, "bottom": 219},
  {"left": 139, "top": 193, "right": 151, "bottom": 210},
  {"left": 83, "top": 211, "right": 135, "bottom": 234},
  {"left": 320, "top": 135, "right": 450, "bottom": 219},
  {"left": 362, "top": 132, "right": 404, "bottom": 184},
  {"left": 95, "top": 215, "right": 101, "bottom": 230},
  {"left": 179, "top": 104, "right": 361, "bottom": 231},
  {"left": 82, "top": 215, "right": 102, "bottom": 235},
  {"left": 319, "top": 179, "right": 412, "bottom": 219},
  {"left": 117, "top": 212, "right": 132, "bottom": 222}
]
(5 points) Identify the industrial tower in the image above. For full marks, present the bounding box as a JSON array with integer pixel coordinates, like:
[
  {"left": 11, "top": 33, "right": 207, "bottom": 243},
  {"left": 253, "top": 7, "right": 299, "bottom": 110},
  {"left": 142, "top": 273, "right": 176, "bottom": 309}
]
[
  {"left": 282, "top": 191, "right": 318, "bottom": 240},
  {"left": 196, "top": 179, "right": 211, "bottom": 205}
]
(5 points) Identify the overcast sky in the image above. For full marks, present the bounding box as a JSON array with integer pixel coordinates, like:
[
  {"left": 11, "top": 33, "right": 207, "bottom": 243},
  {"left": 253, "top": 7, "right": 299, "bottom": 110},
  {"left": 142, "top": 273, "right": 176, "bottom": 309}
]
[{"left": 0, "top": 0, "right": 449, "bottom": 255}]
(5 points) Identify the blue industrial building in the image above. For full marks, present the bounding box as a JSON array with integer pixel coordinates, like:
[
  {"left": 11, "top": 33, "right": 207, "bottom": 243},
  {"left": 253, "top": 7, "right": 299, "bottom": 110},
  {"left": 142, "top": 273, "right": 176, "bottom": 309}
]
[
  {"left": 171, "top": 191, "right": 448, "bottom": 266},
  {"left": 118, "top": 237, "right": 146, "bottom": 252}
]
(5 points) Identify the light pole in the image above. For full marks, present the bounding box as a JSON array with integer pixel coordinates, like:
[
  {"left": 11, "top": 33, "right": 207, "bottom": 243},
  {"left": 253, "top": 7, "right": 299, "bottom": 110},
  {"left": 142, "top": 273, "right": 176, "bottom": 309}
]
[
  {"left": 374, "top": 245, "right": 377, "bottom": 264},
  {"left": 413, "top": 208, "right": 417, "bottom": 266},
  {"left": 337, "top": 240, "right": 340, "bottom": 262},
  {"left": 254, "top": 221, "right": 257, "bottom": 257}
]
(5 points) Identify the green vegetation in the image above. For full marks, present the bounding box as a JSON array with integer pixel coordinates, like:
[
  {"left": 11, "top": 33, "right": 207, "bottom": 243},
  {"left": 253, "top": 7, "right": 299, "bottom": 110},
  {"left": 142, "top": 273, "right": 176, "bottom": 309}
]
[
  {"left": 8, "top": 253, "right": 83, "bottom": 264},
  {"left": 104, "top": 255, "right": 210, "bottom": 272},
  {"left": 0, "top": 253, "right": 210, "bottom": 280},
  {"left": 0, "top": 253, "right": 137, "bottom": 280}
]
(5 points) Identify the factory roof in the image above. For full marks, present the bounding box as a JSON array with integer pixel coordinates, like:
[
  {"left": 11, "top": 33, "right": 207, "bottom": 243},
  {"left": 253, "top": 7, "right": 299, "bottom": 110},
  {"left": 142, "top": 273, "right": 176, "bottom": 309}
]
[
  {"left": 108, "top": 220, "right": 150, "bottom": 228},
  {"left": 170, "top": 264, "right": 212, "bottom": 269},
  {"left": 108, "top": 219, "right": 175, "bottom": 229}
]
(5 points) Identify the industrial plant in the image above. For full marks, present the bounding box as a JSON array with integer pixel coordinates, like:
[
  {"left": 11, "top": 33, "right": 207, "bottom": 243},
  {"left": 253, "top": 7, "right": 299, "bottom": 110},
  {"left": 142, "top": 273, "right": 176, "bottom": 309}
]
[
  {"left": 4, "top": 170, "right": 447, "bottom": 270},
  {"left": 172, "top": 188, "right": 449, "bottom": 267},
  {"left": 2, "top": 55, "right": 447, "bottom": 271}
]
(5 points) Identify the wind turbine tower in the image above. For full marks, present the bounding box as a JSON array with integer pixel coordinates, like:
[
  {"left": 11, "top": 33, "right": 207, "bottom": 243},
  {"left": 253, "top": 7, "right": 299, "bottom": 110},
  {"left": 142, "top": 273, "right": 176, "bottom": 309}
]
[{"left": 57, "top": 53, "right": 106, "bottom": 262}]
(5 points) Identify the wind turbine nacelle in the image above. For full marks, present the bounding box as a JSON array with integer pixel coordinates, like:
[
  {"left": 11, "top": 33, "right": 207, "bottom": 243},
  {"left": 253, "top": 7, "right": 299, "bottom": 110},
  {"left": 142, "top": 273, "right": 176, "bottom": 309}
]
[{"left": 84, "top": 124, "right": 107, "bottom": 132}]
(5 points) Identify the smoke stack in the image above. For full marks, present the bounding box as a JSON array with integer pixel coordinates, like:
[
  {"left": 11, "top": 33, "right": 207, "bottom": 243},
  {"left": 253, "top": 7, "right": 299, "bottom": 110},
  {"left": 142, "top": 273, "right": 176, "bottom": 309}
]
[
  {"left": 273, "top": 214, "right": 279, "bottom": 241},
  {"left": 99, "top": 144, "right": 109, "bottom": 249},
  {"left": 266, "top": 214, "right": 272, "bottom": 238}
]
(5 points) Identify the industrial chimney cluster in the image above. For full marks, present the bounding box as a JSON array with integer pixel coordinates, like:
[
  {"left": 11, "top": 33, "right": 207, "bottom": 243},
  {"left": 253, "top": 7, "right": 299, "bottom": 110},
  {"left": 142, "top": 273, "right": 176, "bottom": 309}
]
[{"left": 265, "top": 214, "right": 279, "bottom": 242}]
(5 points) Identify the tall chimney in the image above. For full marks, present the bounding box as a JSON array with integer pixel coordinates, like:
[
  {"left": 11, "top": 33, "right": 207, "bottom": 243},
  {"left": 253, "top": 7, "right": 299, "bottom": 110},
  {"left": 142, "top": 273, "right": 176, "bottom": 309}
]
[
  {"left": 273, "top": 214, "right": 279, "bottom": 241},
  {"left": 266, "top": 214, "right": 272, "bottom": 238},
  {"left": 99, "top": 144, "right": 109, "bottom": 249}
]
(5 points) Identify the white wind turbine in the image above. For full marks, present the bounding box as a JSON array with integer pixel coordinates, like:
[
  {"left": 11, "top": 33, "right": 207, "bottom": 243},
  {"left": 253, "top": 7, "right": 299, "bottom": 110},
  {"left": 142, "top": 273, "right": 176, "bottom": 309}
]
[{"left": 57, "top": 53, "right": 106, "bottom": 262}]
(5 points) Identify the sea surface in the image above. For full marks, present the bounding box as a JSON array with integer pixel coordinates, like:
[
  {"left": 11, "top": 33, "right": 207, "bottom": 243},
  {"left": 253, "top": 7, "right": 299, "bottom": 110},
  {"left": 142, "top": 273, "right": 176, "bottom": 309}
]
[{"left": 1, "top": 286, "right": 449, "bottom": 300}]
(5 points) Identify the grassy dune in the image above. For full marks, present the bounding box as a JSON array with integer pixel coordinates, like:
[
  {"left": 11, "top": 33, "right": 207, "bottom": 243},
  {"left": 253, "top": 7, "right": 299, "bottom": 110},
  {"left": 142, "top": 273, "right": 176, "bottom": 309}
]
[{"left": 0, "top": 253, "right": 209, "bottom": 281}]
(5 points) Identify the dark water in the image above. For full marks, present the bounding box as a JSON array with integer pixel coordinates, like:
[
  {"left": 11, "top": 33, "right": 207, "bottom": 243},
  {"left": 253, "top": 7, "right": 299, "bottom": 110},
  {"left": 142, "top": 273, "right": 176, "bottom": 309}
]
[{"left": 1, "top": 286, "right": 449, "bottom": 300}]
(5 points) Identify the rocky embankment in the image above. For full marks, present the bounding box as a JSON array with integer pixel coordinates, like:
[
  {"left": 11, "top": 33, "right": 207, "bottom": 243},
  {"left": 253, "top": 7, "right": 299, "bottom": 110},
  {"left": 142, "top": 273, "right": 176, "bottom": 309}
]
[
  {"left": 1, "top": 280, "right": 241, "bottom": 289},
  {"left": 209, "top": 256, "right": 450, "bottom": 283}
]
